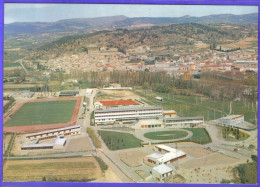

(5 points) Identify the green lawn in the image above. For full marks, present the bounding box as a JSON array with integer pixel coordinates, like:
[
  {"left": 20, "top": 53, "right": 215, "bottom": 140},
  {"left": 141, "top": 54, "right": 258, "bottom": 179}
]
[
  {"left": 98, "top": 131, "right": 143, "bottom": 150},
  {"left": 136, "top": 89, "right": 257, "bottom": 125},
  {"left": 144, "top": 130, "right": 188, "bottom": 140},
  {"left": 4, "top": 100, "right": 76, "bottom": 127},
  {"left": 4, "top": 62, "right": 21, "bottom": 68},
  {"left": 184, "top": 128, "right": 212, "bottom": 144}
]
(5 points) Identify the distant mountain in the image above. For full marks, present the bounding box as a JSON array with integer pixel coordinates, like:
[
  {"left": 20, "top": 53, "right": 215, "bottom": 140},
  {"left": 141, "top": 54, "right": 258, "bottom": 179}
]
[{"left": 4, "top": 13, "right": 257, "bottom": 36}]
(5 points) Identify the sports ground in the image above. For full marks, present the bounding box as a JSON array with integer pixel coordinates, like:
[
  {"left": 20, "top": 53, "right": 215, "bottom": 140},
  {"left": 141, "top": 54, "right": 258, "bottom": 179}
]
[{"left": 3, "top": 97, "right": 82, "bottom": 133}]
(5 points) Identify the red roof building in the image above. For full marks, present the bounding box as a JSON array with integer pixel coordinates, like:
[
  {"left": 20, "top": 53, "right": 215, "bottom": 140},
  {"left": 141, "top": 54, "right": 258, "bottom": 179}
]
[{"left": 99, "top": 100, "right": 139, "bottom": 106}]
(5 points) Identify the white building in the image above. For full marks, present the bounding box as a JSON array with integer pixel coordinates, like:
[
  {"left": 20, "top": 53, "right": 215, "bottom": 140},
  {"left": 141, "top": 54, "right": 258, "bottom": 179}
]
[
  {"left": 21, "top": 136, "right": 67, "bottom": 150},
  {"left": 218, "top": 115, "right": 244, "bottom": 127},
  {"left": 86, "top": 89, "right": 93, "bottom": 95},
  {"left": 164, "top": 116, "right": 204, "bottom": 128},
  {"left": 152, "top": 164, "right": 174, "bottom": 182},
  {"left": 144, "top": 145, "right": 187, "bottom": 166},
  {"left": 25, "top": 125, "right": 81, "bottom": 141},
  {"left": 94, "top": 106, "right": 163, "bottom": 125},
  {"left": 132, "top": 119, "right": 163, "bottom": 129}
]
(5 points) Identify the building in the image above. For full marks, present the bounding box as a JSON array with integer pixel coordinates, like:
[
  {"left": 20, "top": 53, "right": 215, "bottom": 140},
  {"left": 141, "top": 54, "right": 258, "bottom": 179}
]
[
  {"left": 155, "top": 97, "right": 163, "bottom": 102},
  {"left": 99, "top": 99, "right": 139, "bottom": 109},
  {"left": 59, "top": 90, "right": 79, "bottom": 96},
  {"left": 152, "top": 164, "right": 174, "bottom": 182},
  {"left": 85, "top": 89, "right": 93, "bottom": 95},
  {"left": 163, "top": 110, "right": 177, "bottom": 118},
  {"left": 164, "top": 116, "right": 204, "bottom": 128},
  {"left": 132, "top": 119, "right": 163, "bottom": 129},
  {"left": 21, "top": 137, "right": 67, "bottom": 150},
  {"left": 217, "top": 115, "right": 255, "bottom": 130},
  {"left": 94, "top": 106, "right": 163, "bottom": 125},
  {"left": 25, "top": 125, "right": 81, "bottom": 141},
  {"left": 144, "top": 145, "right": 186, "bottom": 166},
  {"left": 218, "top": 115, "right": 244, "bottom": 127}
]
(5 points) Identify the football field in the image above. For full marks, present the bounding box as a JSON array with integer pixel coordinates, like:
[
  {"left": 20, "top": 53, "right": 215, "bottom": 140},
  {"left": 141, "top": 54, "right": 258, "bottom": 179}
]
[{"left": 4, "top": 100, "right": 76, "bottom": 127}]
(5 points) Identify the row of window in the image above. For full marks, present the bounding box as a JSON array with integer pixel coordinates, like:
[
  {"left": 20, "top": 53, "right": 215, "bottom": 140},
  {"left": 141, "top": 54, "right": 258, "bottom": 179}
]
[
  {"left": 95, "top": 113, "right": 162, "bottom": 118},
  {"left": 164, "top": 119, "right": 203, "bottom": 123},
  {"left": 95, "top": 109, "right": 162, "bottom": 114},
  {"left": 141, "top": 125, "right": 161, "bottom": 128},
  {"left": 27, "top": 128, "right": 80, "bottom": 139}
]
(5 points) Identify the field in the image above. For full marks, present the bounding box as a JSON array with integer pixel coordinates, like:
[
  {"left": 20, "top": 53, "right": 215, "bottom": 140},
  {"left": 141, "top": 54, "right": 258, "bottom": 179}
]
[
  {"left": 117, "top": 151, "right": 148, "bottom": 167},
  {"left": 144, "top": 130, "right": 188, "bottom": 140},
  {"left": 4, "top": 62, "right": 21, "bottom": 68},
  {"left": 136, "top": 89, "right": 257, "bottom": 125},
  {"left": 3, "top": 157, "right": 102, "bottom": 182},
  {"left": 4, "top": 100, "right": 76, "bottom": 127},
  {"left": 183, "top": 128, "right": 211, "bottom": 144},
  {"left": 98, "top": 131, "right": 143, "bottom": 150}
]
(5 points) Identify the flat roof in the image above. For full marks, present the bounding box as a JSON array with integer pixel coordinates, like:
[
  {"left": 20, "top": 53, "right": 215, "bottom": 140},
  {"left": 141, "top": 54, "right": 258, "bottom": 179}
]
[
  {"left": 153, "top": 164, "right": 173, "bottom": 174},
  {"left": 26, "top": 125, "right": 80, "bottom": 137},
  {"left": 95, "top": 106, "right": 163, "bottom": 114},
  {"left": 54, "top": 137, "right": 66, "bottom": 145},
  {"left": 99, "top": 100, "right": 139, "bottom": 106},
  {"left": 164, "top": 116, "right": 204, "bottom": 120},
  {"left": 220, "top": 115, "right": 244, "bottom": 120},
  {"left": 22, "top": 143, "right": 54, "bottom": 148}
]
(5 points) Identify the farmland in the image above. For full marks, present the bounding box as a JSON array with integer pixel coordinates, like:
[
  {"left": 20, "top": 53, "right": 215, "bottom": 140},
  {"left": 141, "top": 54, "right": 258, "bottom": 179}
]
[
  {"left": 98, "top": 131, "right": 143, "bottom": 150},
  {"left": 4, "top": 100, "right": 76, "bottom": 127},
  {"left": 3, "top": 157, "right": 102, "bottom": 182}
]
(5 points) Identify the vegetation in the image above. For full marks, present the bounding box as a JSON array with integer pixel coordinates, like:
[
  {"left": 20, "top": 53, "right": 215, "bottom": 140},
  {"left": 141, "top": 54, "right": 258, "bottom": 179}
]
[
  {"left": 3, "top": 133, "right": 16, "bottom": 157},
  {"left": 144, "top": 130, "right": 188, "bottom": 140},
  {"left": 222, "top": 127, "right": 249, "bottom": 141},
  {"left": 232, "top": 155, "right": 257, "bottom": 184},
  {"left": 4, "top": 62, "right": 21, "bottom": 68},
  {"left": 184, "top": 128, "right": 212, "bottom": 144},
  {"left": 3, "top": 96, "right": 15, "bottom": 113},
  {"left": 4, "top": 100, "right": 76, "bottom": 127},
  {"left": 94, "top": 156, "right": 108, "bottom": 172},
  {"left": 87, "top": 128, "right": 101, "bottom": 148},
  {"left": 98, "top": 130, "right": 143, "bottom": 150},
  {"left": 136, "top": 89, "right": 257, "bottom": 125}
]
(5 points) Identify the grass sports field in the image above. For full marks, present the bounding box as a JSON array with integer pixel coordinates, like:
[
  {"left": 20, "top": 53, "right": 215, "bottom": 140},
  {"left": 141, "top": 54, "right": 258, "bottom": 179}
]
[
  {"left": 184, "top": 128, "right": 212, "bottom": 144},
  {"left": 136, "top": 89, "right": 257, "bottom": 125},
  {"left": 98, "top": 131, "right": 143, "bottom": 150},
  {"left": 4, "top": 100, "right": 76, "bottom": 127},
  {"left": 144, "top": 130, "right": 188, "bottom": 140}
]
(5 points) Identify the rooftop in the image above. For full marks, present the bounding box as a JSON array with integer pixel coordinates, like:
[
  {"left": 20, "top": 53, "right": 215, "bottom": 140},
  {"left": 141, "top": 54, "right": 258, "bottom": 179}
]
[
  {"left": 99, "top": 100, "right": 139, "bottom": 106},
  {"left": 152, "top": 164, "right": 174, "bottom": 174},
  {"left": 95, "top": 106, "right": 163, "bottom": 113}
]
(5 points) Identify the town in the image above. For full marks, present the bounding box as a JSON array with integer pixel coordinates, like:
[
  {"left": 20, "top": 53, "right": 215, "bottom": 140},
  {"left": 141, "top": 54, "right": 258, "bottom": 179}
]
[{"left": 3, "top": 5, "right": 258, "bottom": 185}]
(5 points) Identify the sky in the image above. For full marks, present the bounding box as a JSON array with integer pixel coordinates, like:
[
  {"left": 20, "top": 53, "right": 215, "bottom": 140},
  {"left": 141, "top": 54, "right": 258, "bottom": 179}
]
[{"left": 4, "top": 3, "right": 258, "bottom": 24}]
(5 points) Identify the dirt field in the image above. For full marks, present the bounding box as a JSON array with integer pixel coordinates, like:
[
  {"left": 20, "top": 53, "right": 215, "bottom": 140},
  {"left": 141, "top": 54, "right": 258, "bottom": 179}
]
[
  {"left": 3, "top": 157, "right": 102, "bottom": 182},
  {"left": 3, "top": 100, "right": 10, "bottom": 106},
  {"left": 4, "top": 83, "right": 41, "bottom": 89},
  {"left": 178, "top": 147, "right": 213, "bottom": 158},
  {"left": 180, "top": 153, "right": 239, "bottom": 169},
  {"left": 98, "top": 90, "right": 140, "bottom": 100},
  {"left": 221, "top": 37, "right": 257, "bottom": 49},
  {"left": 65, "top": 136, "right": 94, "bottom": 152},
  {"left": 195, "top": 41, "right": 209, "bottom": 49},
  {"left": 93, "top": 167, "right": 122, "bottom": 183},
  {"left": 177, "top": 159, "right": 246, "bottom": 184},
  {"left": 117, "top": 150, "right": 148, "bottom": 167}
]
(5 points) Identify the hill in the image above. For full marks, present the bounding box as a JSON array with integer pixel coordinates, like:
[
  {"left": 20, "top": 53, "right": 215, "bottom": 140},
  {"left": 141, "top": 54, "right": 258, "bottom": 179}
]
[{"left": 4, "top": 13, "right": 257, "bottom": 36}]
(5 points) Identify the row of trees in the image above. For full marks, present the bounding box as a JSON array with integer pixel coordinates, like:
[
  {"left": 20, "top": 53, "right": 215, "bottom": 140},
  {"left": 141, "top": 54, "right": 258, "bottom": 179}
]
[
  {"left": 86, "top": 128, "right": 101, "bottom": 148},
  {"left": 52, "top": 70, "right": 257, "bottom": 102}
]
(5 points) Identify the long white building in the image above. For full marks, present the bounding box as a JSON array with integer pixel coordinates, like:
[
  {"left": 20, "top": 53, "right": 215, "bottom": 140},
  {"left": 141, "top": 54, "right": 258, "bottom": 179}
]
[{"left": 94, "top": 106, "right": 163, "bottom": 125}]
